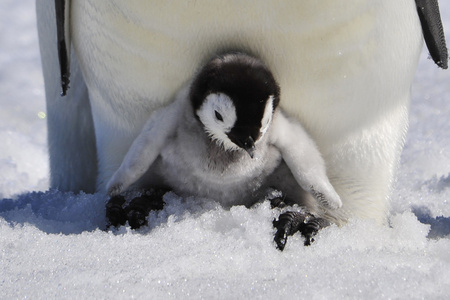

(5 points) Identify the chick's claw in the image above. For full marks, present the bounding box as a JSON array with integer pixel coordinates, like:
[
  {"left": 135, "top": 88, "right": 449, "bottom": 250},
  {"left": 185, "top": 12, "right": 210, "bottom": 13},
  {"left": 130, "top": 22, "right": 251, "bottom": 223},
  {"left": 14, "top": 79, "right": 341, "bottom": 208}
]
[
  {"left": 273, "top": 210, "right": 330, "bottom": 250},
  {"left": 124, "top": 193, "right": 165, "bottom": 229},
  {"left": 105, "top": 195, "right": 127, "bottom": 228},
  {"left": 105, "top": 188, "right": 168, "bottom": 230},
  {"left": 273, "top": 211, "right": 305, "bottom": 251},
  {"left": 300, "top": 217, "right": 330, "bottom": 246}
]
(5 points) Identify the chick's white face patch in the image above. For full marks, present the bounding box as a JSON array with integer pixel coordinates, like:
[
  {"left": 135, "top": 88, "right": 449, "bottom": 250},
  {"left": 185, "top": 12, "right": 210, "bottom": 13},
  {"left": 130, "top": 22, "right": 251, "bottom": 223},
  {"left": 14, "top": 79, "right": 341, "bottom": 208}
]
[
  {"left": 197, "top": 93, "right": 239, "bottom": 151},
  {"left": 259, "top": 96, "right": 274, "bottom": 138}
]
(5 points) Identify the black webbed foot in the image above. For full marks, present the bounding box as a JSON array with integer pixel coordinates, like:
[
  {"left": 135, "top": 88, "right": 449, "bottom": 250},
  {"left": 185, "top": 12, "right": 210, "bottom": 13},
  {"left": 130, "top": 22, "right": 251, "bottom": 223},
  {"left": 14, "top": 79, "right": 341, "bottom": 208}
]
[
  {"left": 273, "top": 210, "right": 330, "bottom": 251},
  {"left": 125, "top": 198, "right": 148, "bottom": 230},
  {"left": 125, "top": 190, "right": 166, "bottom": 229},
  {"left": 105, "top": 188, "right": 167, "bottom": 229},
  {"left": 270, "top": 197, "right": 287, "bottom": 209},
  {"left": 299, "top": 217, "right": 330, "bottom": 246},
  {"left": 273, "top": 211, "right": 305, "bottom": 251},
  {"left": 105, "top": 195, "right": 127, "bottom": 228},
  {"left": 267, "top": 188, "right": 296, "bottom": 209}
]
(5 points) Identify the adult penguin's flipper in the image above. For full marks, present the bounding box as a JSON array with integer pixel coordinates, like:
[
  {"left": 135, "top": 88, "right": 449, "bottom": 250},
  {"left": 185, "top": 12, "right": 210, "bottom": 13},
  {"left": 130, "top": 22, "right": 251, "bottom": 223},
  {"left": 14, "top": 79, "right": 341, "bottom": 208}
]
[
  {"left": 55, "top": 0, "right": 70, "bottom": 95},
  {"left": 416, "top": 0, "right": 448, "bottom": 69}
]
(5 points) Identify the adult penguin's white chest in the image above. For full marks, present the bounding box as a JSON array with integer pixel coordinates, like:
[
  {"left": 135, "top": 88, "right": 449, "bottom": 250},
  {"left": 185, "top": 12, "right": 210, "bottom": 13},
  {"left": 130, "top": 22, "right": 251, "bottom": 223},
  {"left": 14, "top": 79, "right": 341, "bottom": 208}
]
[
  {"left": 71, "top": 1, "right": 420, "bottom": 118},
  {"left": 71, "top": 1, "right": 423, "bottom": 223}
]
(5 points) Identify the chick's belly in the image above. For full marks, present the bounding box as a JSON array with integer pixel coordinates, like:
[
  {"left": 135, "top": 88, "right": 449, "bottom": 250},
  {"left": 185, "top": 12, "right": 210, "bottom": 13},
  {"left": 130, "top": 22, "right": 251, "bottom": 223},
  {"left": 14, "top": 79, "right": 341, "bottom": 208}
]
[
  {"left": 156, "top": 151, "right": 281, "bottom": 205},
  {"left": 179, "top": 178, "right": 261, "bottom": 207},
  {"left": 155, "top": 161, "right": 256, "bottom": 204}
]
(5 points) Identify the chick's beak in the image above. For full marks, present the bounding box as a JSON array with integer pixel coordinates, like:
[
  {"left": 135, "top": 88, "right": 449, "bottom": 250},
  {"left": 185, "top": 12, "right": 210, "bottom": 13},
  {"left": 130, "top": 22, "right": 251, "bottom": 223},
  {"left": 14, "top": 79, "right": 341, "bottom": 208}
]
[
  {"left": 228, "top": 134, "right": 256, "bottom": 158},
  {"left": 241, "top": 136, "right": 256, "bottom": 158}
]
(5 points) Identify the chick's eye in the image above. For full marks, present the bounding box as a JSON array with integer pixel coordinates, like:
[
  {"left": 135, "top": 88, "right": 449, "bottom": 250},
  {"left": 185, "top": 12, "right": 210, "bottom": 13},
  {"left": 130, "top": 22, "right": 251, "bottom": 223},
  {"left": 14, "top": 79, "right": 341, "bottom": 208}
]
[{"left": 215, "top": 110, "right": 223, "bottom": 122}]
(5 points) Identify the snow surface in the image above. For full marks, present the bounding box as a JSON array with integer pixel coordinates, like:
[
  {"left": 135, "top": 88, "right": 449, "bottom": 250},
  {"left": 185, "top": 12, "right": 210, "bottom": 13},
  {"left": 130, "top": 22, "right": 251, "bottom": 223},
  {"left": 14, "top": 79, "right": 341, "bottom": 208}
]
[{"left": 1, "top": 0, "right": 449, "bottom": 298}]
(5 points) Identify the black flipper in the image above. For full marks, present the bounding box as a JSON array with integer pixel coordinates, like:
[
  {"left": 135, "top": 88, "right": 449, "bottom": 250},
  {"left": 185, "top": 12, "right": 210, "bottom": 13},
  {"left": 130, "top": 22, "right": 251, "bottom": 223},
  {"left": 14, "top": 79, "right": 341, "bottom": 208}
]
[
  {"left": 416, "top": 0, "right": 448, "bottom": 69},
  {"left": 55, "top": 0, "right": 70, "bottom": 95}
]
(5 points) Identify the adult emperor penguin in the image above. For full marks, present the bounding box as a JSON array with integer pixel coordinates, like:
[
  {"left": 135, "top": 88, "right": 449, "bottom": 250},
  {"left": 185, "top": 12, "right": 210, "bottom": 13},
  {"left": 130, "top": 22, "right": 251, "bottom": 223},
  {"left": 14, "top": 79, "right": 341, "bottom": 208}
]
[{"left": 36, "top": 1, "right": 448, "bottom": 225}]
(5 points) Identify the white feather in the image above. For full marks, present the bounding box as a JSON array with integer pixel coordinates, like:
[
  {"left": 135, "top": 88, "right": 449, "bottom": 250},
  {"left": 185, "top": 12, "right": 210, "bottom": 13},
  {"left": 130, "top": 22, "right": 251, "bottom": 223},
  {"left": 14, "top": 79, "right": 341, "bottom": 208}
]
[{"left": 196, "top": 93, "right": 238, "bottom": 152}]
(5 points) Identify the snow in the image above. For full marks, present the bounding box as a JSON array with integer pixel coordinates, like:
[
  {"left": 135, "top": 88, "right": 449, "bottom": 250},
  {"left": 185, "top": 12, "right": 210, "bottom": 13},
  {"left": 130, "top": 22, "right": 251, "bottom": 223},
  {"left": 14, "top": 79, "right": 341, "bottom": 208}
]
[{"left": 1, "top": 0, "right": 449, "bottom": 298}]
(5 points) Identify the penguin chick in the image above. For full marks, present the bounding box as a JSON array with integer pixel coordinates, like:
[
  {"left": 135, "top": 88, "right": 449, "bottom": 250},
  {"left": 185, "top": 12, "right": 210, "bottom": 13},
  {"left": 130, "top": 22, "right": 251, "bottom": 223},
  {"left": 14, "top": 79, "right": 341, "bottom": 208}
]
[{"left": 106, "top": 53, "right": 342, "bottom": 211}]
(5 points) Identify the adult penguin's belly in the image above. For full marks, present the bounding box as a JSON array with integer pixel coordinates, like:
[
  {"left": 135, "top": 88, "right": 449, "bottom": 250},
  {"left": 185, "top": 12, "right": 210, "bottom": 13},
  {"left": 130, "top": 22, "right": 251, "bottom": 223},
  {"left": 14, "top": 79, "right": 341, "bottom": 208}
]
[{"left": 72, "top": 0, "right": 420, "bottom": 137}]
